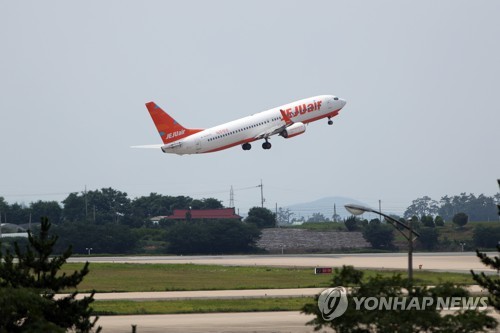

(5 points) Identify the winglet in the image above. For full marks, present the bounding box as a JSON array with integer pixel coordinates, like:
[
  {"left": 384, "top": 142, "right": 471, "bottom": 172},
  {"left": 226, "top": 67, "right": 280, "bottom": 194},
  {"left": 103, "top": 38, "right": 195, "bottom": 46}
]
[{"left": 280, "top": 109, "right": 293, "bottom": 125}]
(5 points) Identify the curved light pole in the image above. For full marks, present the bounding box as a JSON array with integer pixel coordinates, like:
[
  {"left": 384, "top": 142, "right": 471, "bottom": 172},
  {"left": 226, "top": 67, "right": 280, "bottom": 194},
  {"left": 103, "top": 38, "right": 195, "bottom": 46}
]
[{"left": 345, "top": 203, "right": 420, "bottom": 283}]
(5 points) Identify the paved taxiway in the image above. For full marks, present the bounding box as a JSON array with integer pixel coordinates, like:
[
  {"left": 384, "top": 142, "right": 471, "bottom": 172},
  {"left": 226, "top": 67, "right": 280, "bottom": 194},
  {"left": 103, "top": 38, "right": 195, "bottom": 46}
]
[
  {"left": 69, "top": 252, "right": 496, "bottom": 273},
  {"left": 77, "top": 288, "right": 324, "bottom": 301},
  {"left": 70, "top": 286, "right": 486, "bottom": 301}
]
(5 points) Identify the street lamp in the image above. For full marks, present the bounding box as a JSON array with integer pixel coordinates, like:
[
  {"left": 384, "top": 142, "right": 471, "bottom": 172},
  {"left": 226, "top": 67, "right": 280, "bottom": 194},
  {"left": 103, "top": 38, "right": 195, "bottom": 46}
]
[
  {"left": 85, "top": 247, "right": 93, "bottom": 255},
  {"left": 459, "top": 242, "right": 466, "bottom": 252},
  {"left": 345, "top": 203, "right": 420, "bottom": 283}
]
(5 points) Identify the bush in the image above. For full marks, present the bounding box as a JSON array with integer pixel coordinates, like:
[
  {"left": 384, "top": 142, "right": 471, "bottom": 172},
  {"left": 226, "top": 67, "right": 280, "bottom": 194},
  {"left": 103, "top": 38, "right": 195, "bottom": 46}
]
[
  {"left": 421, "top": 215, "right": 435, "bottom": 228},
  {"left": 473, "top": 225, "right": 500, "bottom": 248},
  {"left": 452, "top": 212, "right": 468, "bottom": 228},
  {"left": 166, "top": 220, "right": 261, "bottom": 254},
  {"left": 344, "top": 216, "right": 360, "bottom": 231},
  {"left": 418, "top": 227, "right": 439, "bottom": 250},
  {"left": 245, "top": 207, "right": 276, "bottom": 229},
  {"left": 362, "top": 223, "right": 395, "bottom": 250},
  {"left": 434, "top": 215, "right": 444, "bottom": 227}
]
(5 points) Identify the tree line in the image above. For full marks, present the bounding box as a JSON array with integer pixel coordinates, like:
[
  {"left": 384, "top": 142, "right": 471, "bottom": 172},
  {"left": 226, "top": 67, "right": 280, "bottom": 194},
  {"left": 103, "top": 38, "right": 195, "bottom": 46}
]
[
  {"left": 404, "top": 193, "right": 499, "bottom": 222},
  {"left": 0, "top": 188, "right": 277, "bottom": 255},
  {"left": 0, "top": 188, "right": 225, "bottom": 226}
]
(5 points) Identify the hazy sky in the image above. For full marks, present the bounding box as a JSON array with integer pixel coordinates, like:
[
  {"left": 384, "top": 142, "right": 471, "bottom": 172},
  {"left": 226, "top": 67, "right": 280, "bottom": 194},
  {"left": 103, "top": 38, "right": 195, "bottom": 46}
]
[{"left": 1, "top": 1, "right": 499, "bottom": 217}]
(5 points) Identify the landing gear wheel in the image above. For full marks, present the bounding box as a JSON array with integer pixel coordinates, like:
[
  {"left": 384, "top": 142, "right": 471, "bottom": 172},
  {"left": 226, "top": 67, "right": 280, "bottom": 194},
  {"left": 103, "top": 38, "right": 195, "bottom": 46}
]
[
  {"left": 242, "top": 143, "right": 252, "bottom": 151},
  {"left": 262, "top": 141, "right": 272, "bottom": 150},
  {"left": 328, "top": 119, "right": 333, "bottom": 125}
]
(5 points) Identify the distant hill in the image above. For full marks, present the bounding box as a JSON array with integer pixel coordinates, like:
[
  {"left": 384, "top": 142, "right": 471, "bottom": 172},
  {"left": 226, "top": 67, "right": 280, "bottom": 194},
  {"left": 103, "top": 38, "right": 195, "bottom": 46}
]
[{"left": 284, "top": 196, "right": 380, "bottom": 221}]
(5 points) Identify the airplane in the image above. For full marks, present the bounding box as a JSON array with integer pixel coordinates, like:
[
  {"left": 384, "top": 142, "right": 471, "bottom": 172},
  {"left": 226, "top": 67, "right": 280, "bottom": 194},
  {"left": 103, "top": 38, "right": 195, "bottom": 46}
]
[{"left": 133, "top": 95, "right": 346, "bottom": 155}]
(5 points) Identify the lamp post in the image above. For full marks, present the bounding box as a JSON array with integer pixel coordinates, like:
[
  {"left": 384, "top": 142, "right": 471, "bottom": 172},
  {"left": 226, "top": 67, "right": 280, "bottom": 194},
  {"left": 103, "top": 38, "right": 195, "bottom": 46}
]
[
  {"left": 345, "top": 203, "right": 420, "bottom": 283},
  {"left": 85, "top": 247, "right": 93, "bottom": 256}
]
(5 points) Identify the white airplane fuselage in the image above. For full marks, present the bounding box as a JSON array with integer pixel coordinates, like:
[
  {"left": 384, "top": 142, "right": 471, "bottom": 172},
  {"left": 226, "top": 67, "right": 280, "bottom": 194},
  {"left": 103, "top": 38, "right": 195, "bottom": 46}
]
[{"left": 139, "top": 95, "right": 346, "bottom": 155}]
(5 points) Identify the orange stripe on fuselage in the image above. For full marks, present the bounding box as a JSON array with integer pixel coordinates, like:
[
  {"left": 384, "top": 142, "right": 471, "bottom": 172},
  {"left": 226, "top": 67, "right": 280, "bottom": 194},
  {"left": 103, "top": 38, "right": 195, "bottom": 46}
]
[
  {"left": 301, "top": 109, "right": 341, "bottom": 124},
  {"left": 203, "top": 137, "right": 257, "bottom": 153}
]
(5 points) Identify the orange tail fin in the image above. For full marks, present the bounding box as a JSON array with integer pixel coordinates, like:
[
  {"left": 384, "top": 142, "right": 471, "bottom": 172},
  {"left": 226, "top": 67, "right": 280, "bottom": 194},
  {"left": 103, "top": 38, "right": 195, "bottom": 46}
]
[{"left": 145, "top": 102, "right": 203, "bottom": 144}]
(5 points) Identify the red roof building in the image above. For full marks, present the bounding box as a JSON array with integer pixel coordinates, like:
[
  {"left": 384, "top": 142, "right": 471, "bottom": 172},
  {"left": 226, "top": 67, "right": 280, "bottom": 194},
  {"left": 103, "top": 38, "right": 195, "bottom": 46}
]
[{"left": 163, "top": 208, "right": 242, "bottom": 221}]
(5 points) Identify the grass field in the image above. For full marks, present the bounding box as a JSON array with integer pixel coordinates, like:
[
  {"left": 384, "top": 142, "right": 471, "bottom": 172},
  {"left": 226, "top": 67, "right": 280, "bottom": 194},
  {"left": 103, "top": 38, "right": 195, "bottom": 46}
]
[
  {"left": 92, "top": 297, "right": 313, "bottom": 315},
  {"left": 61, "top": 263, "right": 475, "bottom": 293}
]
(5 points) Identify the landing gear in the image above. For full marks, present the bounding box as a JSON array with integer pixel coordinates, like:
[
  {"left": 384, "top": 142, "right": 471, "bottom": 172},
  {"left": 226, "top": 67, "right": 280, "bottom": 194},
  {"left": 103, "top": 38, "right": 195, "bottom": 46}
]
[
  {"left": 262, "top": 140, "right": 272, "bottom": 150},
  {"left": 328, "top": 118, "right": 333, "bottom": 125},
  {"left": 242, "top": 143, "right": 252, "bottom": 151}
]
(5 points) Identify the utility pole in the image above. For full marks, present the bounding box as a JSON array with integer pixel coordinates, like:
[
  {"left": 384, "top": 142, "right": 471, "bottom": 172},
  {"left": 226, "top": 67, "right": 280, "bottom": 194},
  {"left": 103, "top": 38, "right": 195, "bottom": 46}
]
[
  {"left": 379, "top": 199, "right": 382, "bottom": 216},
  {"left": 275, "top": 202, "right": 278, "bottom": 227},
  {"left": 333, "top": 203, "right": 337, "bottom": 222},
  {"left": 408, "top": 218, "right": 414, "bottom": 282},
  {"left": 229, "top": 185, "right": 234, "bottom": 208},
  {"left": 85, "top": 185, "right": 88, "bottom": 221},
  {"left": 258, "top": 179, "right": 264, "bottom": 208}
]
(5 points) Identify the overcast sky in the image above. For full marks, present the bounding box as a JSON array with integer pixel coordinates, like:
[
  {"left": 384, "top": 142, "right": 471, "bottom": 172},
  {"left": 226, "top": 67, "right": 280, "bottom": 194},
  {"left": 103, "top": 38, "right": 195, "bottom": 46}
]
[{"left": 1, "top": 0, "right": 499, "bottom": 217}]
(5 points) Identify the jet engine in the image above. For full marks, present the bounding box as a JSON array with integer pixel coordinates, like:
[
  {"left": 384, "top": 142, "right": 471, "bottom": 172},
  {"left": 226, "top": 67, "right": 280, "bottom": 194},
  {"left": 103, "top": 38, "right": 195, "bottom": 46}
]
[{"left": 280, "top": 122, "right": 306, "bottom": 138}]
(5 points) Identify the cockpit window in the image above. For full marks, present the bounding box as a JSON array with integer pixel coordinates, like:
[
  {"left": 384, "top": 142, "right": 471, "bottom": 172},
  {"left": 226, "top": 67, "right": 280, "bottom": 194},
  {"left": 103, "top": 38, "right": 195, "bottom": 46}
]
[{"left": 334, "top": 97, "right": 339, "bottom": 100}]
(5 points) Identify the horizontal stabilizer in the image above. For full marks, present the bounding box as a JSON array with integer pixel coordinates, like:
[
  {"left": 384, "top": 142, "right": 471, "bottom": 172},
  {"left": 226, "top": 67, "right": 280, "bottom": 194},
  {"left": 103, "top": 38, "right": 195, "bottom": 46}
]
[{"left": 130, "top": 144, "right": 164, "bottom": 149}]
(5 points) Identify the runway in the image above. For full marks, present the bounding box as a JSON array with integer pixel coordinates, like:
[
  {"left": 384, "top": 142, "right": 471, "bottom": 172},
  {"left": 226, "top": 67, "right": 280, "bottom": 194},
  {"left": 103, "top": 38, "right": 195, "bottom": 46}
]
[
  {"left": 78, "top": 253, "right": 497, "bottom": 332},
  {"left": 69, "top": 252, "right": 497, "bottom": 273},
  {"left": 97, "top": 309, "right": 500, "bottom": 333},
  {"left": 96, "top": 311, "right": 332, "bottom": 333}
]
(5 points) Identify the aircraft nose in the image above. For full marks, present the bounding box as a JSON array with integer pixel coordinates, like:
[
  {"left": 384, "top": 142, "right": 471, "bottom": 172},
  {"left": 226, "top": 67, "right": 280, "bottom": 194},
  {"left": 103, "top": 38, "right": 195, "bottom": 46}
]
[{"left": 338, "top": 98, "right": 347, "bottom": 108}]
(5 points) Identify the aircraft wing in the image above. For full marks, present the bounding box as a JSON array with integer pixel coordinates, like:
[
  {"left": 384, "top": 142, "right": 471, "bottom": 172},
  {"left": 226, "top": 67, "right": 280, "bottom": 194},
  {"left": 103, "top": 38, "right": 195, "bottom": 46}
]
[
  {"left": 254, "top": 125, "right": 286, "bottom": 140},
  {"left": 253, "top": 109, "right": 294, "bottom": 140}
]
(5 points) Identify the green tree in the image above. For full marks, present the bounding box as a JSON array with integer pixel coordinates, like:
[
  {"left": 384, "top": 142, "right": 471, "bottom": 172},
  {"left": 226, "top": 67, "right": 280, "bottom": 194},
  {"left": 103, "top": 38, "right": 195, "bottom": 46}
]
[
  {"left": 245, "top": 207, "right": 276, "bottom": 229},
  {"left": 344, "top": 216, "right": 360, "bottom": 231},
  {"left": 453, "top": 212, "right": 469, "bottom": 228},
  {"left": 421, "top": 215, "right": 435, "bottom": 228},
  {"left": 0, "top": 197, "right": 8, "bottom": 219},
  {"left": 307, "top": 212, "right": 329, "bottom": 223},
  {"left": 62, "top": 192, "right": 86, "bottom": 222},
  {"left": 439, "top": 193, "right": 498, "bottom": 222},
  {"left": 465, "top": 179, "right": 500, "bottom": 313},
  {"left": 130, "top": 193, "right": 174, "bottom": 218},
  {"left": 303, "top": 265, "right": 497, "bottom": 333},
  {"left": 0, "top": 217, "right": 100, "bottom": 332},
  {"left": 434, "top": 215, "right": 444, "bottom": 227},
  {"left": 53, "top": 222, "right": 137, "bottom": 254},
  {"left": 166, "top": 220, "right": 260, "bottom": 254},
  {"left": 5, "top": 202, "right": 30, "bottom": 224},
  {"left": 404, "top": 196, "right": 439, "bottom": 219},
  {"left": 362, "top": 222, "right": 395, "bottom": 250},
  {"left": 30, "top": 200, "right": 62, "bottom": 225},
  {"left": 190, "top": 198, "right": 223, "bottom": 209},
  {"left": 473, "top": 225, "right": 500, "bottom": 248},
  {"left": 276, "top": 207, "right": 293, "bottom": 225},
  {"left": 63, "top": 188, "right": 131, "bottom": 224},
  {"left": 0, "top": 287, "right": 64, "bottom": 332},
  {"left": 470, "top": 180, "right": 500, "bottom": 310},
  {"left": 418, "top": 227, "right": 440, "bottom": 250}
]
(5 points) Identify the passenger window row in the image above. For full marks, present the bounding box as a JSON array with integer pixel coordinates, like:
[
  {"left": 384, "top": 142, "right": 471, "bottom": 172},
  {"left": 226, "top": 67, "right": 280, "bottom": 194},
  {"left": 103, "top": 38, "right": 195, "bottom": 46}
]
[{"left": 207, "top": 118, "right": 279, "bottom": 142}]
